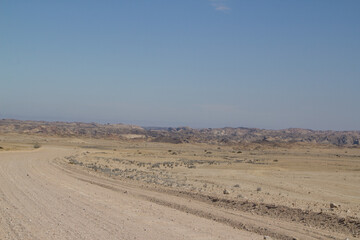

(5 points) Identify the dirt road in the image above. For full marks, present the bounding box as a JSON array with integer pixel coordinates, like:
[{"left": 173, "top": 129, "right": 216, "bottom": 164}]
[
  {"left": 0, "top": 147, "right": 263, "bottom": 240},
  {"left": 0, "top": 147, "right": 355, "bottom": 239}
]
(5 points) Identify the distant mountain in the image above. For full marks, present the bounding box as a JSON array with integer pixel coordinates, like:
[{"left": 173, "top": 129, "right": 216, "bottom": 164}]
[{"left": 1, "top": 119, "right": 359, "bottom": 146}]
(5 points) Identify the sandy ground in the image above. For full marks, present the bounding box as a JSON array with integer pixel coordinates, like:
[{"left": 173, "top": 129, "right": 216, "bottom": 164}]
[
  {"left": 0, "top": 147, "right": 264, "bottom": 240},
  {"left": 0, "top": 134, "right": 359, "bottom": 239}
]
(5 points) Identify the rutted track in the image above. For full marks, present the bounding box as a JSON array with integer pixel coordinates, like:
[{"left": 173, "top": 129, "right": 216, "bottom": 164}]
[
  {"left": 0, "top": 147, "right": 356, "bottom": 240},
  {"left": 0, "top": 147, "right": 262, "bottom": 240}
]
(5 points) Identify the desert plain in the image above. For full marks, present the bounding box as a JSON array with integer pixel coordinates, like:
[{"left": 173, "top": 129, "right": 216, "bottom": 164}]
[{"left": 0, "top": 120, "right": 359, "bottom": 240}]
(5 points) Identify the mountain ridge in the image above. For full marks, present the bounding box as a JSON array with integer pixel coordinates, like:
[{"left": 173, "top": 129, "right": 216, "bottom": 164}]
[{"left": 1, "top": 119, "right": 359, "bottom": 146}]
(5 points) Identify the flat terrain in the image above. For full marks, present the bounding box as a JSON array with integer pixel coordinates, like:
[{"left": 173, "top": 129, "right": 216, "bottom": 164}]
[{"left": 1, "top": 134, "right": 359, "bottom": 239}]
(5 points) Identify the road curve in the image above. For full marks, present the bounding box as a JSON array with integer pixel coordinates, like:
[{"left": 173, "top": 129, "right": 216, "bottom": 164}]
[{"left": 0, "top": 147, "right": 262, "bottom": 240}]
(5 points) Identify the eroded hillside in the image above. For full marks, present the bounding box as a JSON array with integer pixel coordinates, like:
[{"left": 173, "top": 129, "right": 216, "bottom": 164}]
[{"left": 1, "top": 119, "right": 359, "bottom": 146}]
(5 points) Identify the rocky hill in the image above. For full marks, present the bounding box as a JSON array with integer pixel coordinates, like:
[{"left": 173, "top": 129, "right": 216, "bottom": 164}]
[
  {"left": 0, "top": 119, "right": 145, "bottom": 140},
  {"left": 1, "top": 119, "right": 359, "bottom": 146}
]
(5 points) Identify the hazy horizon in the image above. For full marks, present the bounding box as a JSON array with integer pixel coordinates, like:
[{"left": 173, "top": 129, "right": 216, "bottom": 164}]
[{"left": 1, "top": 1, "right": 359, "bottom": 131}]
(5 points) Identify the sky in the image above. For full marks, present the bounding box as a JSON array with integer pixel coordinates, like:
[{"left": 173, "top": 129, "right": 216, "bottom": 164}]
[{"left": 1, "top": 0, "right": 359, "bottom": 130}]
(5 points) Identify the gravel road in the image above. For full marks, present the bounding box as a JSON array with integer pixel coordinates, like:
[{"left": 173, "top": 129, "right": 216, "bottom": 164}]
[
  {"left": 0, "top": 147, "right": 262, "bottom": 240},
  {"left": 0, "top": 146, "right": 354, "bottom": 240}
]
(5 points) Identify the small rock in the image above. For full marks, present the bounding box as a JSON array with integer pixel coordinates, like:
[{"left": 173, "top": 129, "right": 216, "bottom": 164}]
[
  {"left": 233, "top": 184, "right": 240, "bottom": 188},
  {"left": 223, "top": 189, "right": 230, "bottom": 194},
  {"left": 330, "top": 203, "right": 338, "bottom": 209},
  {"left": 263, "top": 236, "right": 272, "bottom": 240}
]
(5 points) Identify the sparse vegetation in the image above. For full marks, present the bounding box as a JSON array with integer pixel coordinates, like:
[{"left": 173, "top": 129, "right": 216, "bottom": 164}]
[
  {"left": 2, "top": 123, "right": 360, "bottom": 238},
  {"left": 33, "top": 142, "right": 41, "bottom": 149}
]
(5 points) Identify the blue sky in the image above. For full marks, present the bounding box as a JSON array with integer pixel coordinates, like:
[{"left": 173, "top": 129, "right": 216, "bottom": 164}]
[{"left": 1, "top": 0, "right": 359, "bottom": 130}]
